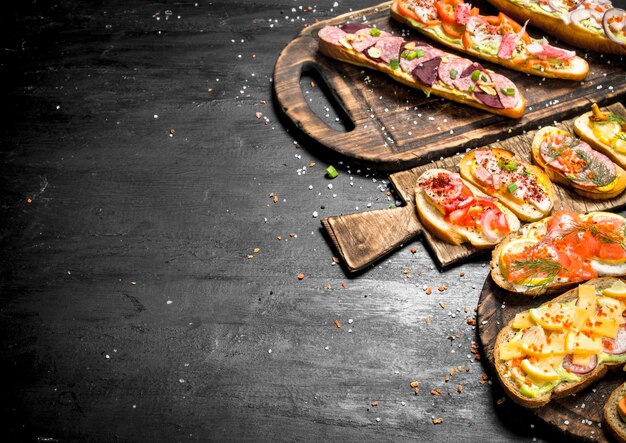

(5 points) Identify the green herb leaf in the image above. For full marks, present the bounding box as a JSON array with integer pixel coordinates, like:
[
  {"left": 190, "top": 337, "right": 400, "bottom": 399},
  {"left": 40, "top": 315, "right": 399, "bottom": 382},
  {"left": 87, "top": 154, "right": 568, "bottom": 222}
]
[
  {"left": 325, "top": 165, "right": 339, "bottom": 179},
  {"left": 390, "top": 58, "right": 399, "bottom": 70},
  {"left": 369, "top": 28, "right": 381, "bottom": 37}
]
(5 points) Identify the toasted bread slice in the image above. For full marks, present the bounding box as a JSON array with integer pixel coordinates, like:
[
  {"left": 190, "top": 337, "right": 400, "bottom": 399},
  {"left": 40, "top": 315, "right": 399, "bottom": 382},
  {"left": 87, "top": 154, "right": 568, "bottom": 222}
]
[
  {"left": 605, "top": 382, "right": 626, "bottom": 443},
  {"left": 318, "top": 28, "right": 526, "bottom": 119},
  {"left": 459, "top": 148, "right": 555, "bottom": 222},
  {"left": 390, "top": 0, "right": 590, "bottom": 80},
  {"left": 491, "top": 211, "right": 626, "bottom": 295},
  {"left": 415, "top": 169, "right": 521, "bottom": 247},
  {"left": 574, "top": 110, "right": 626, "bottom": 171},
  {"left": 485, "top": 0, "right": 626, "bottom": 55},
  {"left": 531, "top": 126, "right": 626, "bottom": 200},
  {"left": 494, "top": 277, "right": 626, "bottom": 409}
]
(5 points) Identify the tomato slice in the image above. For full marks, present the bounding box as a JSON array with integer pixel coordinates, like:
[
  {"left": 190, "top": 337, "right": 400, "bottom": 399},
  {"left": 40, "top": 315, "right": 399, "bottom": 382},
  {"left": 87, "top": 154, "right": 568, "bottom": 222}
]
[
  {"left": 462, "top": 30, "right": 473, "bottom": 49},
  {"left": 441, "top": 21, "right": 463, "bottom": 38},
  {"left": 434, "top": 1, "right": 456, "bottom": 23}
]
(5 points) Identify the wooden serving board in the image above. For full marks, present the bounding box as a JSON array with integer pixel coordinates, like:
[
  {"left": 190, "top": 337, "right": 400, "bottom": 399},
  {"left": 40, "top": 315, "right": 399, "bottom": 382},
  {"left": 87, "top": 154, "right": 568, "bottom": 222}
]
[
  {"left": 477, "top": 276, "right": 623, "bottom": 443},
  {"left": 322, "top": 103, "right": 626, "bottom": 272},
  {"left": 273, "top": 1, "right": 626, "bottom": 170}
]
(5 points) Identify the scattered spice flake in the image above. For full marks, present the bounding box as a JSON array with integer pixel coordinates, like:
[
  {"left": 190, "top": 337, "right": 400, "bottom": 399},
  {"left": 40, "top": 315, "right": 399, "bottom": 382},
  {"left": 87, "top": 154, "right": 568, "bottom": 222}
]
[
  {"left": 259, "top": 100, "right": 267, "bottom": 105},
  {"left": 403, "top": 268, "right": 411, "bottom": 275},
  {"left": 465, "top": 366, "right": 471, "bottom": 373},
  {"left": 467, "top": 318, "right": 476, "bottom": 326},
  {"left": 438, "top": 285, "right": 447, "bottom": 292},
  {"left": 410, "top": 247, "right": 417, "bottom": 254},
  {"left": 414, "top": 388, "right": 420, "bottom": 395},
  {"left": 370, "top": 401, "right": 378, "bottom": 407},
  {"left": 424, "top": 316, "right": 431, "bottom": 325},
  {"left": 341, "top": 281, "right": 347, "bottom": 289},
  {"left": 438, "top": 302, "right": 446, "bottom": 309},
  {"left": 269, "top": 193, "right": 278, "bottom": 204},
  {"left": 460, "top": 272, "right": 465, "bottom": 277},
  {"left": 432, "top": 418, "right": 443, "bottom": 425},
  {"left": 247, "top": 255, "right": 254, "bottom": 260},
  {"left": 450, "top": 368, "right": 456, "bottom": 376},
  {"left": 425, "top": 287, "right": 432, "bottom": 295},
  {"left": 332, "top": 256, "right": 340, "bottom": 264},
  {"left": 463, "top": 307, "right": 469, "bottom": 314},
  {"left": 309, "top": 162, "right": 315, "bottom": 168},
  {"left": 457, "top": 385, "right": 463, "bottom": 394},
  {"left": 430, "top": 389, "right": 441, "bottom": 396},
  {"left": 444, "top": 376, "right": 449, "bottom": 383},
  {"left": 276, "top": 236, "right": 283, "bottom": 241},
  {"left": 334, "top": 319, "right": 342, "bottom": 329},
  {"left": 497, "top": 397, "right": 506, "bottom": 405},
  {"left": 255, "top": 112, "right": 263, "bottom": 119},
  {"left": 169, "top": 128, "right": 176, "bottom": 135},
  {"left": 297, "top": 273, "right": 305, "bottom": 280},
  {"left": 253, "top": 248, "right": 260, "bottom": 253},
  {"left": 26, "top": 198, "right": 32, "bottom": 203},
  {"left": 409, "top": 381, "right": 420, "bottom": 388},
  {"left": 289, "top": 232, "right": 295, "bottom": 237},
  {"left": 482, "top": 374, "right": 489, "bottom": 381}
]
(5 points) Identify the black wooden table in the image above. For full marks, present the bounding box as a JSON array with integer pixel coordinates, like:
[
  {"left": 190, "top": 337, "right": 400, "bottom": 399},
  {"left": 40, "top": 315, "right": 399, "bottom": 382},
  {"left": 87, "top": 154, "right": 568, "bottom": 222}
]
[{"left": 1, "top": 1, "right": 622, "bottom": 441}]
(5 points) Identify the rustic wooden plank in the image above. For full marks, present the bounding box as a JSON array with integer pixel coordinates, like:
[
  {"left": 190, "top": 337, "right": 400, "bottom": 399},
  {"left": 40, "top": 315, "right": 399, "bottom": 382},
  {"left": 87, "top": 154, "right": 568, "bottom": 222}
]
[
  {"left": 323, "top": 103, "right": 626, "bottom": 271},
  {"left": 274, "top": 1, "right": 626, "bottom": 169}
]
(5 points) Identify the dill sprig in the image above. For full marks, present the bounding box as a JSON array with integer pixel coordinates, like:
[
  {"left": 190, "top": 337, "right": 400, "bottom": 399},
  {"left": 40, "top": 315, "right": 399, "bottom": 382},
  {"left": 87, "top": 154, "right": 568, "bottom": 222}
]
[
  {"left": 561, "top": 221, "right": 626, "bottom": 248},
  {"left": 510, "top": 258, "right": 562, "bottom": 287},
  {"left": 568, "top": 148, "right": 615, "bottom": 187}
]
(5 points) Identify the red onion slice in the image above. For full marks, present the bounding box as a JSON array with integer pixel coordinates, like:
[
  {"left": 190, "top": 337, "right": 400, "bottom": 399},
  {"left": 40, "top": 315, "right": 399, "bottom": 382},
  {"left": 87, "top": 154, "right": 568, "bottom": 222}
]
[
  {"left": 603, "top": 8, "right": 626, "bottom": 46},
  {"left": 570, "top": 7, "right": 591, "bottom": 25},
  {"left": 602, "top": 325, "right": 626, "bottom": 355},
  {"left": 562, "top": 354, "right": 598, "bottom": 374},
  {"left": 480, "top": 209, "right": 499, "bottom": 242}
]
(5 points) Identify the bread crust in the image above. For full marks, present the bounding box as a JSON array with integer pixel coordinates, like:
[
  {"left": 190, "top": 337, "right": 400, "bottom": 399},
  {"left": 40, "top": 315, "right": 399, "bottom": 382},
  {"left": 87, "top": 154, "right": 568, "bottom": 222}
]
[
  {"left": 604, "top": 382, "right": 626, "bottom": 443},
  {"left": 459, "top": 148, "right": 555, "bottom": 222},
  {"left": 494, "top": 277, "right": 626, "bottom": 408},
  {"left": 531, "top": 126, "right": 626, "bottom": 200},
  {"left": 318, "top": 32, "right": 526, "bottom": 119},
  {"left": 390, "top": 0, "right": 590, "bottom": 80},
  {"left": 485, "top": 0, "right": 626, "bottom": 55},
  {"left": 574, "top": 111, "right": 626, "bottom": 171},
  {"left": 415, "top": 169, "right": 521, "bottom": 247}
]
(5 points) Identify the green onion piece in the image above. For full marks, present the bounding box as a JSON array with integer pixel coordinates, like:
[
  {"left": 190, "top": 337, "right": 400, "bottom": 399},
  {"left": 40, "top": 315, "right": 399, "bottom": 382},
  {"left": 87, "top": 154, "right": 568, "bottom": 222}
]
[
  {"left": 480, "top": 74, "right": 488, "bottom": 82},
  {"left": 500, "top": 87, "right": 516, "bottom": 96},
  {"left": 468, "top": 85, "right": 475, "bottom": 92},
  {"left": 390, "top": 58, "right": 399, "bottom": 70},
  {"left": 507, "top": 183, "right": 519, "bottom": 193},
  {"left": 471, "top": 70, "right": 480, "bottom": 82},
  {"left": 400, "top": 50, "right": 409, "bottom": 59},
  {"left": 450, "top": 69, "right": 458, "bottom": 80},
  {"left": 369, "top": 28, "right": 381, "bottom": 36},
  {"left": 415, "top": 49, "right": 425, "bottom": 58},
  {"left": 504, "top": 160, "right": 518, "bottom": 172},
  {"left": 325, "top": 165, "right": 339, "bottom": 179}
]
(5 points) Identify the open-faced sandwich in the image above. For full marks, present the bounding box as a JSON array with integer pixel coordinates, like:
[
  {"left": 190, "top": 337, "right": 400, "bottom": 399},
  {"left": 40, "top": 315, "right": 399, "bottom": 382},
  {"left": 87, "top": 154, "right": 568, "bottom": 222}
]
[
  {"left": 574, "top": 103, "right": 626, "bottom": 170},
  {"left": 415, "top": 169, "right": 520, "bottom": 246},
  {"left": 484, "top": 0, "right": 626, "bottom": 54},
  {"left": 459, "top": 148, "right": 555, "bottom": 222},
  {"left": 532, "top": 126, "right": 626, "bottom": 199},
  {"left": 491, "top": 210, "right": 626, "bottom": 295},
  {"left": 605, "top": 381, "right": 626, "bottom": 443},
  {"left": 390, "top": 0, "right": 589, "bottom": 80},
  {"left": 318, "top": 24, "right": 526, "bottom": 118},
  {"left": 495, "top": 278, "right": 626, "bottom": 408}
]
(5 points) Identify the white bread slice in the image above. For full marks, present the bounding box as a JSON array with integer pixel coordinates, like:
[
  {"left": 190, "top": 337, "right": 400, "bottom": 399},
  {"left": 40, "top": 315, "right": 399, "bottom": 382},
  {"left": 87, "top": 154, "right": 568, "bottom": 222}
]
[
  {"left": 574, "top": 110, "right": 626, "bottom": 171},
  {"left": 318, "top": 30, "right": 526, "bottom": 119},
  {"left": 605, "top": 382, "right": 626, "bottom": 443},
  {"left": 495, "top": 277, "right": 626, "bottom": 409},
  {"left": 484, "top": 0, "right": 626, "bottom": 55},
  {"left": 415, "top": 169, "right": 521, "bottom": 247},
  {"left": 531, "top": 126, "right": 626, "bottom": 200},
  {"left": 459, "top": 148, "right": 555, "bottom": 222},
  {"left": 390, "top": 0, "right": 590, "bottom": 80}
]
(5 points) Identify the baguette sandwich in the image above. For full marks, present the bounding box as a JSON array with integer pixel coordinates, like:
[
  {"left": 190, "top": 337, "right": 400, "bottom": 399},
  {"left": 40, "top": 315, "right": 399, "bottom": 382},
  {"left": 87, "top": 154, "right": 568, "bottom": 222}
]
[
  {"left": 605, "top": 382, "right": 626, "bottom": 443},
  {"left": 491, "top": 210, "right": 626, "bottom": 295},
  {"left": 484, "top": 0, "right": 626, "bottom": 54},
  {"left": 390, "top": 0, "right": 589, "bottom": 80},
  {"left": 531, "top": 126, "right": 626, "bottom": 200},
  {"left": 574, "top": 103, "right": 626, "bottom": 170},
  {"left": 495, "top": 278, "right": 626, "bottom": 408},
  {"left": 415, "top": 169, "right": 520, "bottom": 247},
  {"left": 318, "top": 24, "right": 526, "bottom": 118},
  {"left": 459, "top": 148, "right": 555, "bottom": 222}
]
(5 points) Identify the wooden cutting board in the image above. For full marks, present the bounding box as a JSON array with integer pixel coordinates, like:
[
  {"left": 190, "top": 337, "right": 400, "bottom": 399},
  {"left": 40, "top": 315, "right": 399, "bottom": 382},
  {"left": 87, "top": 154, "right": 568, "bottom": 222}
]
[
  {"left": 477, "top": 276, "right": 623, "bottom": 443},
  {"left": 322, "top": 103, "right": 626, "bottom": 273},
  {"left": 273, "top": 1, "right": 626, "bottom": 170}
]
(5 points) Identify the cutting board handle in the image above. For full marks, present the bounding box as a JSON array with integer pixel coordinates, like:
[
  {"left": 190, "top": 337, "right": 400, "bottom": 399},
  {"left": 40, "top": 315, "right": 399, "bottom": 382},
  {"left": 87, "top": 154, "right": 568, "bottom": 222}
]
[
  {"left": 273, "top": 32, "right": 384, "bottom": 161},
  {"left": 321, "top": 205, "right": 422, "bottom": 272}
]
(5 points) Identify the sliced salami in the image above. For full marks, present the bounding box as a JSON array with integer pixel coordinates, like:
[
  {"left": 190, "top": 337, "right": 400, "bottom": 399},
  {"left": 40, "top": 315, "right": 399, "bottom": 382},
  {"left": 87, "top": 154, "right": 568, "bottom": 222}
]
[
  {"left": 351, "top": 28, "right": 390, "bottom": 53},
  {"left": 412, "top": 57, "right": 442, "bottom": 87},
  {"left": 453, "top": 62, "right": 484, "bottom": 91},
  {"left": 399, "top": 44, "right": 444, "bottom": 73},
  {"left": 490, "top": 72, "right": 519, "bottom": 109},
  {"left": 562, "top": 354, "right": 598, "bottom": 375},
  {"left": 318, "top": 26, "right": 347, "bottom": 46},
  {"left": 375, "top": 36, "right": 404, "bottom": 64},
  {"left": 603, "top": 325, "right": 626, "bottom": 354},
  {"left": 438, "top": 57, "right": 472, "bottom": 88},
  {"left": 340, "top": 23, "right": 369, "bottom": 34}
]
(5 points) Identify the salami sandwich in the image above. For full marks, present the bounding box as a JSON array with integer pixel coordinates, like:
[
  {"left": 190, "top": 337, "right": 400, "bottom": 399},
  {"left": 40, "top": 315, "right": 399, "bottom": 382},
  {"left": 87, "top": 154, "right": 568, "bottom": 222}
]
[{"left": 318, "top": 24, "right": 526, "bottom": 118}]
